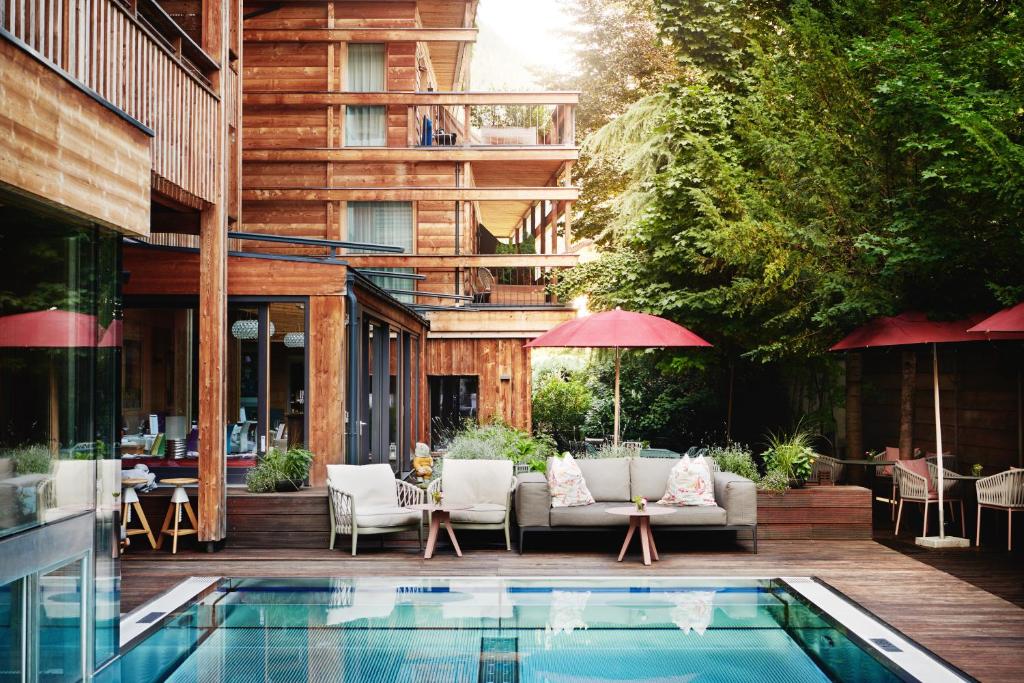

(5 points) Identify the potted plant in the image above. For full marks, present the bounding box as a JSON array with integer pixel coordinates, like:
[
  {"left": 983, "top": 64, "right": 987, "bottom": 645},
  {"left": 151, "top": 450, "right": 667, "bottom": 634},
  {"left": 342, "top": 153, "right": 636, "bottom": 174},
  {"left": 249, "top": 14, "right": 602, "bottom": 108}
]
[
  {"left": 763, "top": 427, "right": 816, "bottom": 489},
  {"left": 632, "top": 495, "right": 647, "bottom": 512},
  {"left": 245, "top": 447, "right": 314, "bottom": 493}
]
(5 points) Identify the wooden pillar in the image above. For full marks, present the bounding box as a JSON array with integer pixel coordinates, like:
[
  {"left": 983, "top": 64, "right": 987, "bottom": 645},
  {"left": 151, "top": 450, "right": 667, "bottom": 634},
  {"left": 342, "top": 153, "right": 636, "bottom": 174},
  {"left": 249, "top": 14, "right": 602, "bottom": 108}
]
[
  {"left": 198, "top": 0, "right": 233, "bottom": 545},
  {"left": 898, "top": 350, "right": 917, "bottom": 460},
  {"left": 307, "top": 295, "right": 346, "bottom": 486},
  {"left": 845, "top": 353, "right": 862, "bottom": 459}
]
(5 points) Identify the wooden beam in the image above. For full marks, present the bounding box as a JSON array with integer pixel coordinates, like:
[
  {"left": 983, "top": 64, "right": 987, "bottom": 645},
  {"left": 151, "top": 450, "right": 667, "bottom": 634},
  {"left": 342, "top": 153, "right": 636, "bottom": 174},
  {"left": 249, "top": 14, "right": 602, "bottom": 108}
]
[
  {"left": 244, "top": 28, "right": 478, "bottom": 43},
  {"left": 307, "top": 295, "right": 346, "bottom": 486},
  {"left": 243, "top": 91, "right": 581, "bottom": 106},
  {"left": 343, "top": 254, "right": 579, "bottom": 268},
  {"left": 424, "top": 308, "right": 576, "bottom": 337},
  {"left": 242, "top": 148, "right": 578, "bottom": 162},
  {"left": 242, "top": 187, "right": 580, "bottom": 202}
]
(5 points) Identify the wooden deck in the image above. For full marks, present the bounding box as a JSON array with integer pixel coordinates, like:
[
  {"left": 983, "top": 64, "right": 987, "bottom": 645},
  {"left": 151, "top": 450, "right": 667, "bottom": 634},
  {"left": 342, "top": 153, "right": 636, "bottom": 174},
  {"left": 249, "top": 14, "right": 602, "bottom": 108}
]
[{"left": 121, "top": 535, "right": 1024, "bottom": 682}]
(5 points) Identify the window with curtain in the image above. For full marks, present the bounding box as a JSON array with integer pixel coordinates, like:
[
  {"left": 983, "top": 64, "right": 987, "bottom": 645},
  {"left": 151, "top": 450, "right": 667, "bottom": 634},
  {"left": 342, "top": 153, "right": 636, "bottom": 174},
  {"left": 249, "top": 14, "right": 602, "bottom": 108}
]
[
  {"left": 346, "top": 43, "right": 387, "bottom": 147},
  {"left": 348, "top": 202, "right": 415, "bottom": 303}
]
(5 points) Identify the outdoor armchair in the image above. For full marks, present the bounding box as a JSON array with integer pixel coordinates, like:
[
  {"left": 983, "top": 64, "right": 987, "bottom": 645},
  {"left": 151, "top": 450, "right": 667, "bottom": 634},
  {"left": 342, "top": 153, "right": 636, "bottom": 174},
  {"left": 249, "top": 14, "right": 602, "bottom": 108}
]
[
  {"left": 893, "top": 460, "right": 964, "bottom": 538},
  {"left": 427, "top": 459, "right": 516, "bottom": 550},
  {"left": 976, "top": 469, "right": 1024, "bottom": 550},
  {"left": 810, "top": 455, "right": 844, "bottom": 485},
  {"left": 327, "top": 464, "right": 424, "bottom": 556}
]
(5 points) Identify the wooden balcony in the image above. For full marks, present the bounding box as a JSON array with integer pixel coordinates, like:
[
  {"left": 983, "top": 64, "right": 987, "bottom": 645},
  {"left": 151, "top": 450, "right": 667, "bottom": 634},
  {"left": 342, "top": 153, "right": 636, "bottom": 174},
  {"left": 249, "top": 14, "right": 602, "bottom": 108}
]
[{"left": 1, "top": 0, "right": 221, "bottom": 208}]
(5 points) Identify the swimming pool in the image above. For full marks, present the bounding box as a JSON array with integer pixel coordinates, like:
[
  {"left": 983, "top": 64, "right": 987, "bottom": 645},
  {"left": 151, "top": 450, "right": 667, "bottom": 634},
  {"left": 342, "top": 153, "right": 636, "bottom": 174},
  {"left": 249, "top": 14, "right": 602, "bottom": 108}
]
[{"left": 99, "top": 577, "right": 970, "bottom": 683}]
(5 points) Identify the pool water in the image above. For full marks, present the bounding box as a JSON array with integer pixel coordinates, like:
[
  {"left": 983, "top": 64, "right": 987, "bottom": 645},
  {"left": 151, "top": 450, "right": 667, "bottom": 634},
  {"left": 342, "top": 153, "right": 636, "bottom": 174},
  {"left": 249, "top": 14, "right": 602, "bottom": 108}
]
[{"left": 99, "top": 578, "right": 913, "bottom": 683}]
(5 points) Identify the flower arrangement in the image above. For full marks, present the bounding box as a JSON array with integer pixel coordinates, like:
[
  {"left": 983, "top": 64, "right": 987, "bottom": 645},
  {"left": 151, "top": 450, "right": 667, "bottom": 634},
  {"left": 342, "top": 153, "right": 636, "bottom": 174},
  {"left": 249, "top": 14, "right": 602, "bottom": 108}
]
[
  {"left": 971, "top": 463, "right": 983, "bottom": 477},
  {"left": 431, "top": 490, "right": 444, "bottom": 505},
  {"left": 632, "top": 495, "right": 647, "bottom": 512}
]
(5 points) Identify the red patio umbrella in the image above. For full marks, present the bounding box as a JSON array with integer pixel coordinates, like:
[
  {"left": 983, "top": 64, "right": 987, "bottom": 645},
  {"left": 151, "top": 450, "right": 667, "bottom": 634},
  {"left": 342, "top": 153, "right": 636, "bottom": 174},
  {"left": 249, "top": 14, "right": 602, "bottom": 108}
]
[
  {"left": 967, "top": 302, "right": 1024, "bottom": 334},
  {"left": 525, "top": 309, "right": 712, "bottom": 445},
  {"left": 831, "top": 312, "right": 1024, "bottom": 543},
  {"left": 0, "top": 310, "right": 114, "bottom": 454}
]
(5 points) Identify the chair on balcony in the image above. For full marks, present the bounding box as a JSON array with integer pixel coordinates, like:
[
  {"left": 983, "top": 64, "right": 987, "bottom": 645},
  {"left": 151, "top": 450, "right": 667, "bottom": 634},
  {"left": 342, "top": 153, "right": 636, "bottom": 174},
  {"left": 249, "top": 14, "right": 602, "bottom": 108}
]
[
  {"left": 976, "top": 468, "right": 1024, "bottom": 550},
  {"left": 327, "top": 464, "right": 424, "bottom": 556},
  {"left": 468, "top": 267, "right": 494, "bottom": 304},
  {"left": 894, "top": 459, "right": 964, "bottom": 538},
  {"left": 426, "top": 459, "right": 516, "bottom": 550}
]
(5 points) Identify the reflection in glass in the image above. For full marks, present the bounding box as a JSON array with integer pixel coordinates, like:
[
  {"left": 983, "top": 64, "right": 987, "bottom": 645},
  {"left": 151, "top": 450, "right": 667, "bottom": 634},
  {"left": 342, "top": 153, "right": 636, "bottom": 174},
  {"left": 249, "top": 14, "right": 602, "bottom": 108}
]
[
  {"left": 38, "top": 559, "right": 85, "bottom": 682},
  {"left": 227, "top": 306, "right": 261, "bottom": 458},
  {"left": 268, "top": 303, "right": 306, "bottom": 451}
]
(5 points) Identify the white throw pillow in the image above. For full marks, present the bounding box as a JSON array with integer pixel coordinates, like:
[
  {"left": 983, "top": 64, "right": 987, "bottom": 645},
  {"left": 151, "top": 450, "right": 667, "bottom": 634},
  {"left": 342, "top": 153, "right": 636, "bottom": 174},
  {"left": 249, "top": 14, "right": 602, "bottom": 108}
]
[
  {"left": 547, "top": 453, "right": 595, "bottom": 508},
  {"left": 659, "top": 455, "right": 716, "bottom": 507}
]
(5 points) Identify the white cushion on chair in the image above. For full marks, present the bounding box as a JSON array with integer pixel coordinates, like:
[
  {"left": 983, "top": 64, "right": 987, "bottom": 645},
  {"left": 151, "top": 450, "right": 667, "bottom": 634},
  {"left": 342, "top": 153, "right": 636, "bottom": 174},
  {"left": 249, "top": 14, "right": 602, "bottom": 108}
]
[
  {"left": 355, "top": 506, "right": 420, "bottom": 528},
  {"left": 450, "top": 503, "right": 506, "bottom": 524},
  {"left": 327, "top": 464, "right": 398, "bottom": 508},
  {"left": 442, "top": 459, "right": 513, "bottom": 507}
]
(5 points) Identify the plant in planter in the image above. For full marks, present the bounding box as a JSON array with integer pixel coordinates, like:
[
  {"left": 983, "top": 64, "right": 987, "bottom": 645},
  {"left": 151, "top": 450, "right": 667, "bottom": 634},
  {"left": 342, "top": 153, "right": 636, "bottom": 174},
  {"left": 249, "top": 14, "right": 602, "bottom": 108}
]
[
  {"left": 10, "top": 445, "right": 53, "bottom": 475},
  {"left": 245, "top": 447, "right": 314, "bottom": 493},
  {"left": 763, "top": 426, "right": 817, "bottom": 489}
]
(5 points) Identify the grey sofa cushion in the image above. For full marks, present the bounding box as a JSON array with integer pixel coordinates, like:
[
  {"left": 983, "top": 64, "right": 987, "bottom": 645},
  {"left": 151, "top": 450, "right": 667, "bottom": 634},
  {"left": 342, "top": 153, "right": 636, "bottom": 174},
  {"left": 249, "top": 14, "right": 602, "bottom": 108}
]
[
  {"left": 550, "top": 502, "right": 632, "bottom": 526},
  {"left": 576, "top": 458, "right": 631, "bottom": 501},
  {"left": 713, "top": 471, "right": 757, "bottom": 526},
  {"left": 629, "top": 458, "right": 678, "bottom": 501},
  {"left": 648, "top": 504, "right": 727, "bottom": 526},
  {"left": 515, "top": 472, "right": 551, "bottom": 527}
]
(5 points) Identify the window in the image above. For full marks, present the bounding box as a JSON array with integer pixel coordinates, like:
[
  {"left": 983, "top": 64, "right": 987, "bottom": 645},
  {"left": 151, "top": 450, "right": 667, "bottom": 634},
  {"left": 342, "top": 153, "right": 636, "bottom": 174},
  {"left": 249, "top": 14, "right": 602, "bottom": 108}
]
[
  {"left": 429, "top": 376, "right": 479, "bottom": 447},
  {"left": 348, "top": 202, "right": 415, "bottom": 303},
  {"left": 346, "top": 44, "right": 386, "bottom": 146}
]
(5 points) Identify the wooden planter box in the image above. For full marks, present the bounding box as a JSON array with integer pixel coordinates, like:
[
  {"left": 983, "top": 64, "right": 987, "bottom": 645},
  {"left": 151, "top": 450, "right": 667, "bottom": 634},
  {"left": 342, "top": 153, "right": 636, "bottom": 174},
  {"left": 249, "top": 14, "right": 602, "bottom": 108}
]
[{"left": 757, "top": 485, "right": 872, "bottom": 540}]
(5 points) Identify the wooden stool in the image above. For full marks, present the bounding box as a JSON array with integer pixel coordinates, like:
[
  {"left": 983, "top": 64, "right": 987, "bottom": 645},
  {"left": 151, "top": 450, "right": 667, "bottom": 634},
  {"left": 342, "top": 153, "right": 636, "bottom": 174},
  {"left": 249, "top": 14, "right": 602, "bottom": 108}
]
[
  {"left": 156, "top": 478, "right": 199, "bottom": 554},
  {"left": 121, "top": 477, "right": 156, "bottom": 550}
]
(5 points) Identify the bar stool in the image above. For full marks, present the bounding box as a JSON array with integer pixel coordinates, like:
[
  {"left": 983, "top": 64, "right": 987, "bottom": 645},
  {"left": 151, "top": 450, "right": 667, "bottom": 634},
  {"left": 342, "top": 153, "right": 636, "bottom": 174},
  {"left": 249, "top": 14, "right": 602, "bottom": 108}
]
[
  {"left": 121, "top": 477, "right": 156, "bottom": 550},
  {"left": 156, "top": 478, "right": 199, "bottom": 554}
]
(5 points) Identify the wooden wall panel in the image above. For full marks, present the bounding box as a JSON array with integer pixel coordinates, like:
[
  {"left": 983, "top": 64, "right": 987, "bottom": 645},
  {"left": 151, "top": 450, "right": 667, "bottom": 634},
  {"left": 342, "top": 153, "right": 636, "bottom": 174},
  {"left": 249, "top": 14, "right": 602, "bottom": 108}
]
[
  {"left": 244, "top": 106, "right": 329, "bottom": 148},
  {"left": 426, "top": 338, "right": 532, "bottom": 430},
  {"left": 244, "top": 4, "right": 326, "bottom": 29},
  {"left": 0, "top": 42, "right": 151, "bottom": 236},
  {"left": 334, "top": 1, "right": 418, "bottom": 27},
  {"left": 308, "top": 295, "right": 347, "bottom": 485},
  {"left": 244, "top": 43, "right": 329, "bottom": 91}
]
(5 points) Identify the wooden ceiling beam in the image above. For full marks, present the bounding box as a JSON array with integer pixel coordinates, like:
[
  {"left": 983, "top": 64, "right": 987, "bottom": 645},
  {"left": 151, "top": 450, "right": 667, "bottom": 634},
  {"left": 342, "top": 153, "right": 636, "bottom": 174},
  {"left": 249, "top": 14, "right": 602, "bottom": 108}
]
[
  {"left": 244, "top": 28, "right": 477, "bottom": 42},
  {"left": 242, "top": 187, "right": 580, "bottom": 202}
]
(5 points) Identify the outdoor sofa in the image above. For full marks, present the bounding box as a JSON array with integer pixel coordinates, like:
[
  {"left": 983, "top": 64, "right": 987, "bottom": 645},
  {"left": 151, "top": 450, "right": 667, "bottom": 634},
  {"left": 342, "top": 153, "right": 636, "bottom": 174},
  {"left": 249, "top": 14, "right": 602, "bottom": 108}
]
[{"left": 516, "top": 457, "right": 758, "bottom": 553}]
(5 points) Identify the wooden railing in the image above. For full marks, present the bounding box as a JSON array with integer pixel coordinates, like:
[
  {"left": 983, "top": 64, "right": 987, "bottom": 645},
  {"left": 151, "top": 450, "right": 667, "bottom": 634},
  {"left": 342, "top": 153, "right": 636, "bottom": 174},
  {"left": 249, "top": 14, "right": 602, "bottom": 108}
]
[{"left": 1, "top": 0, "right": 220, "bottom": 205}]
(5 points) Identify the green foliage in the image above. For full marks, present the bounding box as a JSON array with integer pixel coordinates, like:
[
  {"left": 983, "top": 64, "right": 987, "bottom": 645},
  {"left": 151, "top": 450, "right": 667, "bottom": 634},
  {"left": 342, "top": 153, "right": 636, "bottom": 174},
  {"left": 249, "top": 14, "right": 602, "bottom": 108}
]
[
  {"left": 245, "top": 447, "right": 315, "bottom": 493},
  {"left": 707, "top": 444, "right": 760, "bottom": 482},
  {"left": 9, "top": 445, "right": 53, "bottom": 475},
  {"left": 763, "top": 426, "right": 817, "bottom": 481},
  {"left": 444, "top": 421, "right": 557, "bottom": 473},
  {"left": 590, "top": 444, "right": 636, "bottom": 459},
  {"left": 758, "top": 469, "right": 790, "bottom": 495},
  {"left": 531, "top": 372, "right": 593, "bottom": 445}
]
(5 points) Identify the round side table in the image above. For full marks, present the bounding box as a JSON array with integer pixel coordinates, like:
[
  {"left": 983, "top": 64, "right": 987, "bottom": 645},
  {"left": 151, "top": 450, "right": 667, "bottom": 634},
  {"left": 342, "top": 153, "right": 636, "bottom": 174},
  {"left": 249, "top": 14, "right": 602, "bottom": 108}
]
[
  {"left": 607, "top": 505, "right": 675, "bottom": 566},
  {"left": 156, "top": 478, "right": 199, "bottom": 554},
  {"left": 408, "top": 503, "right": 471, "bottom": 559},
  {"left": 121, "top": 477, "right": 156, "bottom": 550}
]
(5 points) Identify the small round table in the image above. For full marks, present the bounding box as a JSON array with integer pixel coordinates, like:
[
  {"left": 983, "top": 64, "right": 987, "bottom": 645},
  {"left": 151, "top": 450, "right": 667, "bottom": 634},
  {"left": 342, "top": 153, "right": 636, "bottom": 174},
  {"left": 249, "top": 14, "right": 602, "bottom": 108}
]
[
  {"left": 156, "top": 477, "right": 199, "bottom": 554},
  {"left": 607, "top": 506, "right": 675, "bottom": 566},
  {"left": 408, "top": 503, "right": 471, "bottom": 559},
  {"left": 121, "top": 477, "right": 157, "bottom": 549}
]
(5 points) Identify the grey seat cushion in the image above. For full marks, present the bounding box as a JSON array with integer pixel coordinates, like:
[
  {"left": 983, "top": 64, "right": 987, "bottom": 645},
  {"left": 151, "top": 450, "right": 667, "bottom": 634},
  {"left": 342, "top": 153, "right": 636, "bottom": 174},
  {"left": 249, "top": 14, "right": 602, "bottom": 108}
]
[
  {"left": 648, "top": 504, "right": 727, "bottom": 526},
  {"left": 576, "top": 458, "right": 631, "bottom": 501},
  {"left": 550, "top": 502, "right": 632, "bottom": 526},
  {"left": 450, "top": 504, "right": 506, "bottom": 524},
  {"left": 629, "top": 458, "right": 678, "bottom": 501}
]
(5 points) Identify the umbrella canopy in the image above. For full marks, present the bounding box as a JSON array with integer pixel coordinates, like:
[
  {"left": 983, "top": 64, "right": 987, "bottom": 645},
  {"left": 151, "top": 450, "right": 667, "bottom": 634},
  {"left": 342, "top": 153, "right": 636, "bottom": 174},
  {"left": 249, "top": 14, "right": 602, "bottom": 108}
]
[
  {"left": 967, "top": 302, "right": 1024, "bottom": 334},
  {"left": 525, "top": 309, "right": 712, "bottom": 349},
  {"left": 526, "top": 310, "right": 712, "bottom": 445},
  {"left": 831, "top": 312, "right": 1024, "bottom": 543},
  {"left": 0, "top": 310, "right": 106, "bottom": 348},
  {"left": 830, "top": 311, "right": 1024, "bottom": 351}
]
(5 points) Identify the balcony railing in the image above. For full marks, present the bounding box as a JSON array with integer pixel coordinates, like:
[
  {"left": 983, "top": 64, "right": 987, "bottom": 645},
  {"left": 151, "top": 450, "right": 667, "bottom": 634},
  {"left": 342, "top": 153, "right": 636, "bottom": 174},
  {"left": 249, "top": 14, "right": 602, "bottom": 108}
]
[
  {"left": 412, "top": 103, "right": 574, "bottom": 147},
  {"left": 1, "top": 0, "right": 220, "bottom": 205}
]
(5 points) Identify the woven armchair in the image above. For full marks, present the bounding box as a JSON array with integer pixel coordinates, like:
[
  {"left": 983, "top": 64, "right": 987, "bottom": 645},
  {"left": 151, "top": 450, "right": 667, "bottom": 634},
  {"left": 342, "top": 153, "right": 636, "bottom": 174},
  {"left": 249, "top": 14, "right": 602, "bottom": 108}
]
[
  {"left": 810, "top": 455, "right": 844, "bottom": 485},
  {"left": 893, "top": 460, "right": 964, "bottom": 538},
  {"left": 976, "top": 469, "right": 1024, "bottom": 550},
  {"left": 327, "top": 464, "right": 425, "bottom": 556},
  {"left": 427, "top": 459, "right": 516, "bottom": 550}
]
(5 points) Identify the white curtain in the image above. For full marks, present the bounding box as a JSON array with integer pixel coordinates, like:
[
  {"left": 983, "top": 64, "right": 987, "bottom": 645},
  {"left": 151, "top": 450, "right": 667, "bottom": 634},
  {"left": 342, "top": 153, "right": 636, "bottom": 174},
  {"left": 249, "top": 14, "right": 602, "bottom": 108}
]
[
  {"left": 348, "top": 202, "right": 414, "bottom": 302},
  {"left": 346, "top": 44, "right": 386, "bottom": 146}
]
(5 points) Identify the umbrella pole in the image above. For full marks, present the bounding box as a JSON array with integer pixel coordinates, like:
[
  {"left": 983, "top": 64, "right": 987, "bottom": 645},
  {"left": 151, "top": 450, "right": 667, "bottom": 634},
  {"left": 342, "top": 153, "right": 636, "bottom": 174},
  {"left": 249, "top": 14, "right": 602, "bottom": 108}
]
[
  {"left": 614, "top": 347, "right": 621, "bottom": 446},
  {"left": 49, "top": 359, "right": 59, "bottom": 456},
  {"left": 933, "top": 343, "right": 945, "bottom": 539}
]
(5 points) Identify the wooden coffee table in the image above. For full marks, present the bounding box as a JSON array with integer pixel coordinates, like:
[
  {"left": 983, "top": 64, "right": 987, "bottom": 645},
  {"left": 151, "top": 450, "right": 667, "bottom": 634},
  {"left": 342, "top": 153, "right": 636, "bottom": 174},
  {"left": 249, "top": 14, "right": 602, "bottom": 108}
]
[
  {"left": 607, "top": 505, "right": 675, "bottom": 566},
  {"left": 409, "top": 503, "right": 471, "bottom": 559}
]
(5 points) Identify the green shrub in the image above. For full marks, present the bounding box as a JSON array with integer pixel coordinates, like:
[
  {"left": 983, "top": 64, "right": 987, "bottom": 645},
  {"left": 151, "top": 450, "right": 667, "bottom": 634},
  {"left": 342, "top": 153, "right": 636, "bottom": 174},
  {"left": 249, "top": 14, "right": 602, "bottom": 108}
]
[
  {"left": 589, "top": 444, "right": 635, "bottom": 459},
  {"left": 758, "top": 469, "right": 789, "bottom": 494},
  {"left": 10, "top": 445, "right": 53, "bottom": 475},
  {"left": 245, "top": 462, "right": 279, "bottom": 493},
  {"left": 532, "top": 372, "right": 593, "bottom": 446},
  {"left": 707, "top": 444, "right": 759, "bottom": 482},
  {"left": 763, "top": 426, "right": 816, "bottom": 482},
  {"left": 444, "top": 421, "right": 557, "bottom": 474},
  {"left": 245, "top": 446, "right": 315, "bottom": 493}
]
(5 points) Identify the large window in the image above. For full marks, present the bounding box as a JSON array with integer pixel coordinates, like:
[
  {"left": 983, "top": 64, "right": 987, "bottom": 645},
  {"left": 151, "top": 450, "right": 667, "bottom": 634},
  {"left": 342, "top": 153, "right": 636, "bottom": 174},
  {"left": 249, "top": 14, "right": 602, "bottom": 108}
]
[
  {"left": 348, "top": 202, "right": 415, "bottom": 302},
  {"left": 429, "top": 376, "right": 479, "bottom": 447},
  {"left": 346, "top": 43, "right": 387, "bottom": 146}
]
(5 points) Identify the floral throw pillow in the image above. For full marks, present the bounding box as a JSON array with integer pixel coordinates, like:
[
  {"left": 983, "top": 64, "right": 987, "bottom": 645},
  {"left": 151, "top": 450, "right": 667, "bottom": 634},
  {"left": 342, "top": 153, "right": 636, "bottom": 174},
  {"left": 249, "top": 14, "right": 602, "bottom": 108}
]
[
  {"left": 547, "top": 453, "right": 595, "bottom": 508},
  {"left": 659, "top": 455, "right": 716, "bottom": 507}
]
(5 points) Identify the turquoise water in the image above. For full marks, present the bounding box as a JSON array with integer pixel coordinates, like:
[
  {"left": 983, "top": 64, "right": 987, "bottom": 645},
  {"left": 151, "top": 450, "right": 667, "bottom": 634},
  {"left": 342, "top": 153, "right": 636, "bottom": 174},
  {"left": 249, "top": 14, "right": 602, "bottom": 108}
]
[{"left": 98, "top": 578, "right": 908, "bottom": 683}]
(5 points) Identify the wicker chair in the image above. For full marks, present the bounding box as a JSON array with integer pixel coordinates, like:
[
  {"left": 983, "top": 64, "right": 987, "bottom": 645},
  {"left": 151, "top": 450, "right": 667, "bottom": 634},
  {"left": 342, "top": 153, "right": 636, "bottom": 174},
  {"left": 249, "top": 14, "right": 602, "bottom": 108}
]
[
  {"left": 875, "top": 447, "right": 901, "bottom": 520},
  {"left": 894, "top": 460, "right": 964, "bottom": 538},
  {"left": 327, "top": 464, "right": 425, "bottom": 556},
  {"left": 427, "top": 459, "right": 516, "bottom": 550},
  {"left": 810, "top": 455, "right": 844, "bottom": 485},
  {"left": 976, "top": 468, "right": 1024, "bottom": 551}
]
